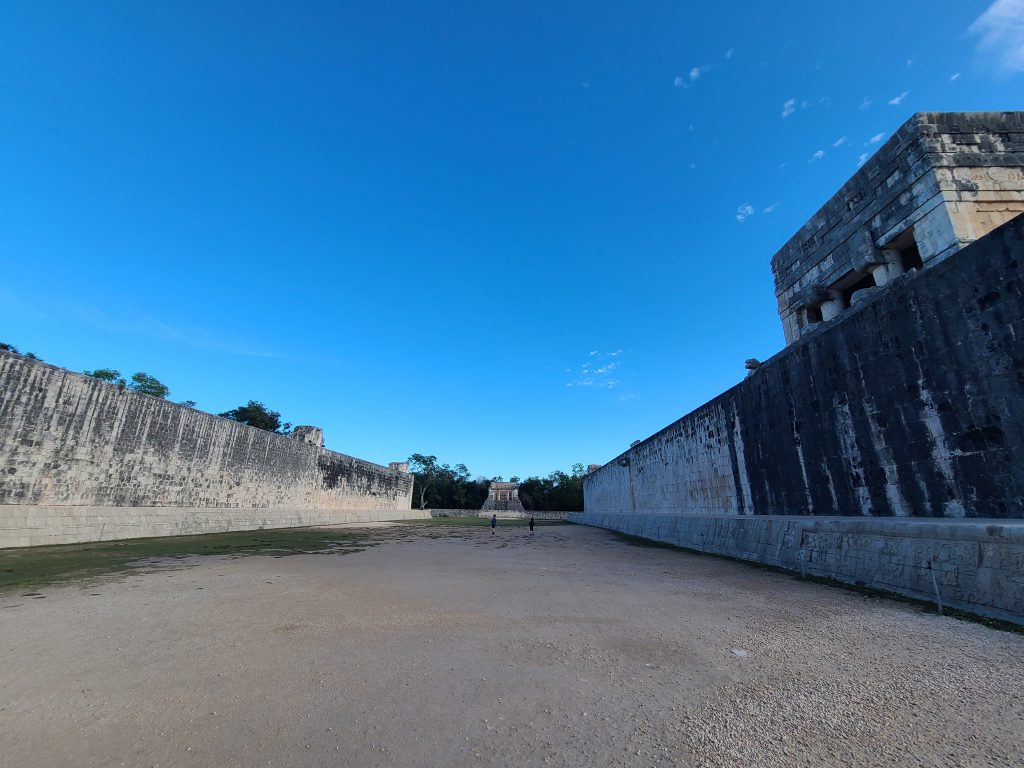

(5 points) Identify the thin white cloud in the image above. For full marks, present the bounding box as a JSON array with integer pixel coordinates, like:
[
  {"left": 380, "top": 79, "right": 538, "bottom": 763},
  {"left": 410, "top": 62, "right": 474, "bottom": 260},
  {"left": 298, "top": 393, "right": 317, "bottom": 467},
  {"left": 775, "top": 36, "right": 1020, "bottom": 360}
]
[
  {"left": 858, "top": 152, "right": 870, "bottom": 167},
  {"left": 869, "top": 132, "right": 886, "bottom": 144},
  {"left": 70, "top": 306, "right": 277, "bottom": 358},
  {"left": 674, "top": 76, "right": 685, "bottom": 88},
  {"left": 725, "top": 47, "right": 735, "bottom": 59},
  {"left": 567, "top": 351, "right": 625, "bottom": 389},
  {"left": 969, "top": 0, "right": 1024, "bottom": 75},
  {"left": 782, "top": 98, "right": 797, "bottom": 118},
  {"left": 860, "top": 97, "right": 872, "bottom": 109},
  {"left": 763, "top": 204, "right": 778, "bottom": 214},
  {"left": 833, "top": 136, "right": 848, "bottom": 147},
  {"left": 950, "top": 72, "right": 961, "bottom": 81},
  {"left": 690, "top": 65, "right": 707, "bottom": 82},
  {"left": 736, "top": 203, "right": 755, "bottom": 222},
  {"left": 810, "top": 149, "right": 825, "bottom": 162},
  {"left": 888, "top": 90, "right": 910, "bottom": 105}
]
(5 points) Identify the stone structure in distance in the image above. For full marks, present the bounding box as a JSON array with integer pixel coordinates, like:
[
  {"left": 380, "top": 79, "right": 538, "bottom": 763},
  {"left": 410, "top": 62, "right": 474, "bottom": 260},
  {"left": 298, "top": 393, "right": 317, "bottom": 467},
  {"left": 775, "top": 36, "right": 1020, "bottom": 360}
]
[{"left": 481, "top": 481, "right": 525, "bottom": 513}]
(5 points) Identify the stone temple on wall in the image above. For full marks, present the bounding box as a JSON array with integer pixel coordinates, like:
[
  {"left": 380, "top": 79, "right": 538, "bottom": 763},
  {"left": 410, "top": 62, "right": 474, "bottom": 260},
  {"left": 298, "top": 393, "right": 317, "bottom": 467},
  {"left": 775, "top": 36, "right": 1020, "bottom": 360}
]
[{"left": 481, "top": 481, "right": 525, "bottom": 513}]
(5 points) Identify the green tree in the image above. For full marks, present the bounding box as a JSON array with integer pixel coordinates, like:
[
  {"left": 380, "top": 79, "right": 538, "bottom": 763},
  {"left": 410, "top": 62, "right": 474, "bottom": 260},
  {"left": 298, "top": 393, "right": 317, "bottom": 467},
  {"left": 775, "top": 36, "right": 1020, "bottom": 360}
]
[
  {"left": 179, "top": 400, "right": 197, "bottom": 408},
  {"left": 218, "top": 400, "right": 291, "bottom": 433},
  {"left": 0, "top": 342, "right": 19, "bottom": 354},
  {"left": 408, "top": 454, "right": 439, "bottom": 509},
  {"left": 84, "top": 368, "right": 126, "bottom": 386},
  {"left": 129, "top": 372, "right": 170, "bottom": 399}
]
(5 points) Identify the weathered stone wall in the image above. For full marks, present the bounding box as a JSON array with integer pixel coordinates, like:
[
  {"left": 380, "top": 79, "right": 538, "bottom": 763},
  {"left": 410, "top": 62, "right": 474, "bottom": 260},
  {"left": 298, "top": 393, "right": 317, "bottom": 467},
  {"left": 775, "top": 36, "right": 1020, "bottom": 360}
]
[
  {"left": 0, "top": 353, "right": 415, "bottom": 546},
  {"left": 569, "top": 513, "right": 1024, "bottom": 624},
  {"left": 428, "top": 509, "right": 570, "bottom": 520},
  {"left": 773, "top": 112, "right": 1024, "bottom": 344},
  {"left": 586, "top": 214, "right": 1024, "bottom": 520}
]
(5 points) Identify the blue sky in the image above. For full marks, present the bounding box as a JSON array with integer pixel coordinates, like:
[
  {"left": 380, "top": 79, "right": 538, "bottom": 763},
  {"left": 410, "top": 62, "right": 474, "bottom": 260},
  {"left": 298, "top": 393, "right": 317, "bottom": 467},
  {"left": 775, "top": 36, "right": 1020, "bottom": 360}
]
[{"left": 1, "top": 1, "right": 1021, "bottom": 479}]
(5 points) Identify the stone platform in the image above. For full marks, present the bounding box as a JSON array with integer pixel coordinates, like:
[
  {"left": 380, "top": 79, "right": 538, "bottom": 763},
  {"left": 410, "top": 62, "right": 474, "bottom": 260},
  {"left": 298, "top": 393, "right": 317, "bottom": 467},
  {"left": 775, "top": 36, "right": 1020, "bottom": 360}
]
[
  {"left": 568, "top": 513, "right": 1024, "bottom": 624},
  {"left": 0, "top": 506, "right": 431, "bottom": 548}
]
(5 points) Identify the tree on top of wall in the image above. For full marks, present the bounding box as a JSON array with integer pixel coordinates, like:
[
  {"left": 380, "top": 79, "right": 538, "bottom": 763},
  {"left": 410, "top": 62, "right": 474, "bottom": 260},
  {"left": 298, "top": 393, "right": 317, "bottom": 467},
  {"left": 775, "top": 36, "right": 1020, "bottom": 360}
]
[
  {"left": 128, "top": 372, "right": 170, "bottom": 399},
  {"left": 218, "top": 400, "right": 292, "bottom": 434},
  {"left": 84, "top": 368, "right": 126, "bottom": 386},
  {"left": 2, "top": 342, "right": 41, "bottom": 360}
]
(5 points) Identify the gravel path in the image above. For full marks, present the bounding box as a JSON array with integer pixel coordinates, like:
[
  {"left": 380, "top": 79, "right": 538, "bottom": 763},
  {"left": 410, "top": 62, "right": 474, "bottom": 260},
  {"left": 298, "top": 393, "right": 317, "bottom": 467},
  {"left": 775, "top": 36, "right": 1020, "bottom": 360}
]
[{"left": 1, "top": 522, "right": 1020, "bottom": 767}]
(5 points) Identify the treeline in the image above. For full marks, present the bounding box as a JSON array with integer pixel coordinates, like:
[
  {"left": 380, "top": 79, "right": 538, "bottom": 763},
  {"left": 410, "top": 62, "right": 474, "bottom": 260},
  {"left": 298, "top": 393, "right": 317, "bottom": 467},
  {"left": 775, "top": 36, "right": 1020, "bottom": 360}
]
[{"left": 408, "top": 454, "right": 586, "bottom": 511}]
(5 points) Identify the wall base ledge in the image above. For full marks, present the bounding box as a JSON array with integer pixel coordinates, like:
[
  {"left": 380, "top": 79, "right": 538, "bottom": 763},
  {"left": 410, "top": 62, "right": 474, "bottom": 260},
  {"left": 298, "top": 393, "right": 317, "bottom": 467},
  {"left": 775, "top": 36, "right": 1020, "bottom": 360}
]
[{"left": 569, "top": 512, "right": 1024, "bottom": 625}]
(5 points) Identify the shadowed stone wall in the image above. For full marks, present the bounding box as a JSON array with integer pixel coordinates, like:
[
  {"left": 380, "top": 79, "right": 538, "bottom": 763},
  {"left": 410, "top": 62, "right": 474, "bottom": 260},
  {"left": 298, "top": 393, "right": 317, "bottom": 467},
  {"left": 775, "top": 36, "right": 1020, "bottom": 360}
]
[
  {"left": 0, "top": 354, "right": 417, "bottom": 546},
  {"left": 585, "top": 214, "right": 1024, "bottom": 520}
]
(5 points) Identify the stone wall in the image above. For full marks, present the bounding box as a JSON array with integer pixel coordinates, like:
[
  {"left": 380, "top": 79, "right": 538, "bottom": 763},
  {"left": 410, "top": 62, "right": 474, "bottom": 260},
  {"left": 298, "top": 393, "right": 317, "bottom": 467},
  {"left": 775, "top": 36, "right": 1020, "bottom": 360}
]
[
  {"left": 585, "top": 214, "right": 1024, "bottom": 521},
  {"left": 428, "top": 509, "right": 570, "bottom": 520},
  {"left": 569, "top": 513, "right": 1024, "bottom": 624},
  {"left": 0, "top": 353, "right": 416, "bottom": 547}
]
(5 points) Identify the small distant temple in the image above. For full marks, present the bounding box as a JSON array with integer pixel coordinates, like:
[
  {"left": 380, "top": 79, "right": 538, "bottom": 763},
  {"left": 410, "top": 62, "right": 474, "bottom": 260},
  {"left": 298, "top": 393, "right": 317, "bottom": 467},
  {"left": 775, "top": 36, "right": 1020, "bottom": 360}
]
[{"left": 481, "top": 481, "right": 525, "bottom": 513}]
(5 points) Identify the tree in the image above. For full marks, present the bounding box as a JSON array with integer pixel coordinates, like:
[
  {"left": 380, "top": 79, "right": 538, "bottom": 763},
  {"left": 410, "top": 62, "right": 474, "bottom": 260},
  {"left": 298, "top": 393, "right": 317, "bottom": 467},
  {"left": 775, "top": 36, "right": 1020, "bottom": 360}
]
[
  {"left": 84, "top": 368, "right": 126, "bottom": 386},
  {"left": 129, "top": 372, "right": 170, "bottom": 399},
  {"left": 179, "top": 400, "right": 197, "bottom": 408},
  {"left": 218, "top": 400, "right": 291, "bottom": 433},
  {"left": 408, "top": 454, "right": 439, "bottom": 509},
  {"left": 25, "top": 352, "right": 41, "bottom": 360},
  {"left": 0, "top": 342, "right": 19, "bottom": 354}
]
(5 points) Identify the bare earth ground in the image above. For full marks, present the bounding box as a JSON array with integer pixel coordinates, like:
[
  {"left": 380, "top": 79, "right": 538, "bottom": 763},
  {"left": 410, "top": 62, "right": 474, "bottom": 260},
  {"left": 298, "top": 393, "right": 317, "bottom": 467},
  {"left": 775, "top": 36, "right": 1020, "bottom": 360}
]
[{"left": 1, "top": 522, "right": 1022, "bottom": 768}]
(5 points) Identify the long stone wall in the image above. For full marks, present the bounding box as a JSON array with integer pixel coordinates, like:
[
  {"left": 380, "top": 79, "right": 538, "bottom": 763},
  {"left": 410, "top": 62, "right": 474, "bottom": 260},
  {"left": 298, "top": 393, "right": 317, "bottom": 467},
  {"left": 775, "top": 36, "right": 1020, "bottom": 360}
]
[
  {"left": 570, "top": 513, "right": 1024, "bottom": 624},
  {"left": 427, "top": 509, "right": 571, "bottom": 520},
  {"left": 586, "top": 215, "right": 1024, "bottom": 521},
  {"left": 579, "top": 213, "right": 1024, "bottom": 622},
  {"left": 0, "top": 353, "right": 417, "bottom": 547}
]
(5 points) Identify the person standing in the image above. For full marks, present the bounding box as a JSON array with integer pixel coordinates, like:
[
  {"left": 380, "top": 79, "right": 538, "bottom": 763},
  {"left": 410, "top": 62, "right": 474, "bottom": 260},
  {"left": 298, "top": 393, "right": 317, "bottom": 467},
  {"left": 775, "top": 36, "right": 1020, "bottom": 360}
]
[
  {"left": 529, "top": 517, "right": 535, "bottom": 535},
  {"left": 491, "top": 514, "right": 497, "bottom": 534}
]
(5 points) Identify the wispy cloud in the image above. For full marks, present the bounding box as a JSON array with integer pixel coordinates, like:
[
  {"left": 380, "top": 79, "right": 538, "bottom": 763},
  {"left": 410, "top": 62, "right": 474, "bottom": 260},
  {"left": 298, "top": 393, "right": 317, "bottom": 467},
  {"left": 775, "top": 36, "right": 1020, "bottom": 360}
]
[
  {"left": 868, "top": 132, "right": 886, "bottom": 144},
  {"left": 675, "top": 64, "right": 712, "bottom": 88},
  {"left": 725, "top": 47, "right": 735, "bottom": 59},
  {"left": 888, "top": 90, "right": 910, "bottom": 105},
  {"left": 833, "top": 136, "right": 848, "bottom": 148},
  {"left": 0, "top": 286, "right": 56, "bottom": 323},
  {"left": 858, "top": 152, "right": 870, "bottom": 167},
  {"left": 781, "top": 98, "right": 797, "bottom": 118},
  {"left": 70, "top": 305, "right": 278, "bottom": 358},
  {"left": 809, "top": 149, "right": 825, "bottom": 162},
  {"left": 736, "top": 203, "right": 755, "bottom": 222},
  {"left": 860, "top": 97, "right": 872, "bottom": 109},
  {"left": 950, "top": 72, "right": 961, "bottom": 81},
  {"left": 763, "top": 204, "right": 778, "bottom": 214},
  {"left": 567, "top": 350, "right": 625, "bottom": 389},
  {"left": 969, "top": 0, "right": 1024, "bottom": 75}
]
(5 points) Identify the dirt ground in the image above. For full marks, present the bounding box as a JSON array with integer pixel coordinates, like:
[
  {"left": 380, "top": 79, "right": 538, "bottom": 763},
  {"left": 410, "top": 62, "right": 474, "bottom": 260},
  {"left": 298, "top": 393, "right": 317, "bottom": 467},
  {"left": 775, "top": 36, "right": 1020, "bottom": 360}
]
[{"left": 1, "top": 522, "right": 1021, "bottom": 768}]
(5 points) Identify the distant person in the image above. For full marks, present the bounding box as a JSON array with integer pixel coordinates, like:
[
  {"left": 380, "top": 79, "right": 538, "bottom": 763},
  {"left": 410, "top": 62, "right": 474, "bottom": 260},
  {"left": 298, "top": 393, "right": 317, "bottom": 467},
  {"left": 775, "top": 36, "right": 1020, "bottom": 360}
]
[
  {"left": 491, "top": 514, "right": 497, "bottom": 534},
  {"left": 529, "top": 517, "right": 535, "bottom": 535}
]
